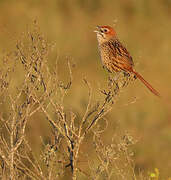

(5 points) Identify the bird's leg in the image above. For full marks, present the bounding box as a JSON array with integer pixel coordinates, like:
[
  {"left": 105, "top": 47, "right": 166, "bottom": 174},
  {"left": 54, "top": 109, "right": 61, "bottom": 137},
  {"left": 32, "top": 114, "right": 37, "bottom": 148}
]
[
  {"left": 123, "top": 71, "right": 130, "bottom": 77},
  {"left": 121, "top": 71, "right": 132, "bottom": 87},
  {"left": 123, "top": 71, "right": 130, "bottom": 82}
]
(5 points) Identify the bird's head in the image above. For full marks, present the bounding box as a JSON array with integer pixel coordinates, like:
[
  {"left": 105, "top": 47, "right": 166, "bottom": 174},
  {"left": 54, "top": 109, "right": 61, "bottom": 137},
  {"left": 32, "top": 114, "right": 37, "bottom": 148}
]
[{"left": 94, "top": 25, "right": 117, "bottom": 44}]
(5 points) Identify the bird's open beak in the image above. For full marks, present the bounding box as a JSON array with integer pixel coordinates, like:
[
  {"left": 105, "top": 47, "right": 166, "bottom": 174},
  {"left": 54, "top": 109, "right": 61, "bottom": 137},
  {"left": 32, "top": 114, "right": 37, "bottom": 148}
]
[{"left": 94, "top": 26, "right": 100, "bottom": 33}]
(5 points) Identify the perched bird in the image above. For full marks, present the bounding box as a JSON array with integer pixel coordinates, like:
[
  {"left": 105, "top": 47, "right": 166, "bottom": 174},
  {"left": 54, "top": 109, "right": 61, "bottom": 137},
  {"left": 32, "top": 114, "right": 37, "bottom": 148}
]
[{"left": 94, "top": 25, "right": 160, "bottom": 97}]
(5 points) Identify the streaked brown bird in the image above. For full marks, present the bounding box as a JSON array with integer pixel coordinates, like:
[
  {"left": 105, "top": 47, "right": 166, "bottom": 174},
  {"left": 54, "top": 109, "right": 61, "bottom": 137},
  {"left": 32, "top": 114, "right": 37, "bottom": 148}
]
[{"left": 94, "top": 25, "right": 160, "bottom": 97}]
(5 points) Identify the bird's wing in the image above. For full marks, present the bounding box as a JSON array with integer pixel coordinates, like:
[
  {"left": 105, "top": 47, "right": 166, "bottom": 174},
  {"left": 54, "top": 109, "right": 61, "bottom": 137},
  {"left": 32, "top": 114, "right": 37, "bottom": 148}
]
[{"left": 109, "top": 39, "right": 134, "bottom": 70}]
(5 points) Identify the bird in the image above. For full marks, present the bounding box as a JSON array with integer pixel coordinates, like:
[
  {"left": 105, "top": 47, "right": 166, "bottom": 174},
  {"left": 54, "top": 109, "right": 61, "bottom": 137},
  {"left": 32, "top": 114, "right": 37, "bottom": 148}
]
[{"left": 94, "top": 25, "right": 160, "bottom": 97}]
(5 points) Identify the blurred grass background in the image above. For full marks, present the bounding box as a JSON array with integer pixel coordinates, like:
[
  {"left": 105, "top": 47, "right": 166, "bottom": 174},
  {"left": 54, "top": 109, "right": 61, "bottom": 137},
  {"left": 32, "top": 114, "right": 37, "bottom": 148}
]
[{"left": 0, "top": 0, "right": 171, "bottom": 178}]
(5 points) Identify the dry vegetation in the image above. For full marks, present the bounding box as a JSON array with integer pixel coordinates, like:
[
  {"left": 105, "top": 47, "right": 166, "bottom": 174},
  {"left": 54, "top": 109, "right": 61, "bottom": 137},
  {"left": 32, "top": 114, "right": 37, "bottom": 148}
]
[
  {"left": 0, "top": 0, "right": 171, "bottom": 179},
  {"left": 0, "top": 22, "right": 140, "bottom": 179}
]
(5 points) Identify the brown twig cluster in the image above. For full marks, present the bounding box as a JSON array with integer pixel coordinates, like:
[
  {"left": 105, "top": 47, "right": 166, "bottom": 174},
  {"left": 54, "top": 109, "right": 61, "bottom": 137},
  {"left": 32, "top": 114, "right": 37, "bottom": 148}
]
[{"left": 0, "top": 22, "right": 139, "bottom": 179}]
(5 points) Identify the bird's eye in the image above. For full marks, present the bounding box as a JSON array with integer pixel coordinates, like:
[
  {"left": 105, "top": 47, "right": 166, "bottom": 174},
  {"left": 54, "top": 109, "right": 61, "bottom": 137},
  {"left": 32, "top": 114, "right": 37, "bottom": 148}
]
[{"left": 103, "top": 29, "right": 108, "bottom": 33}]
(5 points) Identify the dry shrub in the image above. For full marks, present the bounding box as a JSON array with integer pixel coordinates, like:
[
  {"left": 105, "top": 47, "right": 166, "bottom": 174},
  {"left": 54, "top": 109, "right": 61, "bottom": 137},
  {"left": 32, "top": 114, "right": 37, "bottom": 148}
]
[{"left": 0, "top": 21, "right": 145, "bottom": 180}]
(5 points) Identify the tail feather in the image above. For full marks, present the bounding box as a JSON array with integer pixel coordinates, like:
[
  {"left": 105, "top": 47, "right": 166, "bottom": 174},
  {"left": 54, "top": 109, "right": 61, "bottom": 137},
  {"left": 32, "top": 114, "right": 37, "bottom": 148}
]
[{"left": 132, "top": 70, "right": 160, "bottom": 97}]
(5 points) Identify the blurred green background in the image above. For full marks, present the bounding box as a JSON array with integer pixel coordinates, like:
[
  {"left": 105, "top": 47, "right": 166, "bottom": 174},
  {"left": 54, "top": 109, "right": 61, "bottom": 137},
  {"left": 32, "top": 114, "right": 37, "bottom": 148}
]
[{"left": 0, "top": 0, "right": 171, "bottom": 178}]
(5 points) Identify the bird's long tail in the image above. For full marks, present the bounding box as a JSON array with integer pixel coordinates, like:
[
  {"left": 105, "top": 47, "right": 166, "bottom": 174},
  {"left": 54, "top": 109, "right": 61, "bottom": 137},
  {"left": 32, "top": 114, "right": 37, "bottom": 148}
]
[{"left": 132, "top": 70, "right": 160, "bottom": 97}]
